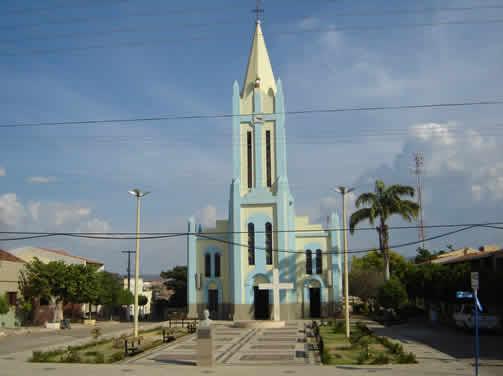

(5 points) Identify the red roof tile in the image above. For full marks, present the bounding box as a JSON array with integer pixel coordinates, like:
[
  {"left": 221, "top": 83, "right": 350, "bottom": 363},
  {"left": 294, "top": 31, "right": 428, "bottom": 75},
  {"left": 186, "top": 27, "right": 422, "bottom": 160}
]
[{"left": 0, "top": 249, "right": 25, "bottom": 263}]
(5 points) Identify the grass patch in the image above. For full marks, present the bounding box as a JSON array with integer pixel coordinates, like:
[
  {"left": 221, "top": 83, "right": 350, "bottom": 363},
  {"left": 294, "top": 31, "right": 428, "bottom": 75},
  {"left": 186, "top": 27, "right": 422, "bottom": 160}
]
[
  {"left": 319, "top": 321, "right": 417, "bottom": 365},
  {"left": 30, "top": 326, "right": 188, "bottom": 364}
]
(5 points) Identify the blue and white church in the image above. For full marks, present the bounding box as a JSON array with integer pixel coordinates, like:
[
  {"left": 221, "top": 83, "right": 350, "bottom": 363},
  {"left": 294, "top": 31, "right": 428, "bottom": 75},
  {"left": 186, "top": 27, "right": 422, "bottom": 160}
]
[{"left": 187, "top": 20, "right": 342, "bottom": 320}]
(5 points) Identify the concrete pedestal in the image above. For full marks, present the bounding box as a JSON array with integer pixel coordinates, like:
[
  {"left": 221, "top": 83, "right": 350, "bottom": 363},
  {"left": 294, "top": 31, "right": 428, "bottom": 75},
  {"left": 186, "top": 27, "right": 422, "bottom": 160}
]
[{"left": 197, "top": 326, "right": 214, "bottom": 367}]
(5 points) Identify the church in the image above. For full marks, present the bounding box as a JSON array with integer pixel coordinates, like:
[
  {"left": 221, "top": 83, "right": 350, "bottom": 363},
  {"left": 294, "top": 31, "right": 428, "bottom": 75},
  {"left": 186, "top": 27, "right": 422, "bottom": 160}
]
[{"left": 187, "top": 19, "right": 342, "bottom": 320}]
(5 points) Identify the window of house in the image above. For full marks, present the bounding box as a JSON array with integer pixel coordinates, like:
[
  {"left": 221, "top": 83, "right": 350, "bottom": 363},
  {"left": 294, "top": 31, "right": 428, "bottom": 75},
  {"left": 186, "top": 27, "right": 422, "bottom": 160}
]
[
  {"left": 7, "top": 292, "right": 17, "bottom": 306},
  {"left": 247, "top": 131, "right": 253, "bottom": 189},
  {"left": 265, "top": 222, "right": 273, "bottom": 265},
  {"left": 266, "top": 130, "right": 272, "bottom": 187},
  {"left": 306, "top": 249, "right": 313, "bottom": 275},
  {"left": 205, "top": 253, "right": 211, "bottom": 277},
  {"left": 248, "top": 222, "right": 255, "bottom": 265},
  {"left": 214, "top": 253, "right": 221, "bottom": 277},
  {"left": 316, "top": 249, "right": 322, "bottom": 274}
]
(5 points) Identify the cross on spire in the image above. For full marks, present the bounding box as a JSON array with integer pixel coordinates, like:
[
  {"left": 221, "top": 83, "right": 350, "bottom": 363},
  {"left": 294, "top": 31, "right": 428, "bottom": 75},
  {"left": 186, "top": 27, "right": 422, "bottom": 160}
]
[{"left": 253, "top": 0, "right": 264, "bottom": 23}]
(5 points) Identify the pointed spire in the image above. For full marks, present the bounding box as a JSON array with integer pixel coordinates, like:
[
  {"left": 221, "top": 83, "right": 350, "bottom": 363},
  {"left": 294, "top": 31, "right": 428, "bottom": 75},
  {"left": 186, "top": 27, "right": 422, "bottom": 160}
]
[{"left": 242, "top": 21, "right": 276, "bottom": 97}]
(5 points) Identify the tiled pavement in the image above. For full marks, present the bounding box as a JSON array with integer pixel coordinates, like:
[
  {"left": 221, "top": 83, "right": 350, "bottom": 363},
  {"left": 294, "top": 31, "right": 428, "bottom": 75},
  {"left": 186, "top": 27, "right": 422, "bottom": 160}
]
[{"left": 129, "top": 322, "right": 319, "bottom": 366}]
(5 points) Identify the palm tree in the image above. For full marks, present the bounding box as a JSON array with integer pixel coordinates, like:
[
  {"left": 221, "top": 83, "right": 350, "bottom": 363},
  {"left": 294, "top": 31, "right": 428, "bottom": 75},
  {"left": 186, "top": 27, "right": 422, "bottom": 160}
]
[{"left": 349, "top": 180, "right": 419, "bottom": 281}]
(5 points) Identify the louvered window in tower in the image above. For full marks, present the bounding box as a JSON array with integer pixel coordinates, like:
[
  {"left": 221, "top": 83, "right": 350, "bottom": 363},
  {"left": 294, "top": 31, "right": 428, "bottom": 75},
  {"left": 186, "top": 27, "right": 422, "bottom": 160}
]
[
  {"left": 214, "top": 253, "right": 221, "bottom": 277},
  {"left": 266, "top": 130, "right": 272, "bottom": 187},
  {"left": 247, "top": 131, "right": 253, "bottom": 189},
  {"left": 205, "top": 253, "right": 211, "bottom": 277},
  {"left": 265, "top": 222, "right": 273, "bottom": 265},
  {"left": 306, "top": 249, "right": 313, "bottom": 275},
  {"left": 316, "top": 249, "right": 322, "bottom": 274},
  {"left": 248, "top": 223, "right": 255, "bottom": 265}
]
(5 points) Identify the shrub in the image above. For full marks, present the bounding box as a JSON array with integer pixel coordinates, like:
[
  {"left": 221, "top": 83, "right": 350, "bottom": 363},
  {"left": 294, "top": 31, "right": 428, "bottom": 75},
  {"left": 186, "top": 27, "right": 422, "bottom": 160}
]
[
  {"left": 377, "top": 278, "right": 408, "bottom": 311},
  {"left": 331, "top": 320, "right": 345, "bottom": 334},
  {"left": 109, "top": 351, "right": 125, "bottom": 363},
  {"left": 357, "top": 349, "right": 369, "bottom": 364},
  {"left": 94, "top": 352, "right": 105, "bottom": 364},
  {"left": 61, "top": 349, "right": 82, "bottom": 363},
  {"left": 321, "top": 348, "right": 332, "bottom": 364},
  {"left": 397, "top": 352, "right": 417, "bottom": 364},
  {"left": 0, "top": 294, "right": 9, "bottom": 315},
  {"left": 84, "top": 351, "right": 98, "bottom": 356},
  {"left": 30, "top": 350, "right": 64, "bottom": 362},
  {"left": 371, "top": 353, "right": 390, "bottom": 364}
]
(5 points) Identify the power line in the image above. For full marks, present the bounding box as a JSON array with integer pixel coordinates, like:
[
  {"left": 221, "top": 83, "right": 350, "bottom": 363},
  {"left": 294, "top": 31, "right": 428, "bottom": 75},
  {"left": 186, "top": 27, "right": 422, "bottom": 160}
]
[
  {"left": 2, "top": 18, "right": 502, "bottom": 57},
  {"left": 1, "top": 100, "right": 502, "bottom": 129},
  {"left": 1, "top": 221, "right": 502, "bottom": 237}
]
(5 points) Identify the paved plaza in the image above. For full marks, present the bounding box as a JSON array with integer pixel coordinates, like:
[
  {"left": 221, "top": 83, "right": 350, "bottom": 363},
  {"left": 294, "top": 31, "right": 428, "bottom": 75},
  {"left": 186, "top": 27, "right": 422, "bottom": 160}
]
[{"left": 129, "top": 321, "right": 318, "bottom": 366}]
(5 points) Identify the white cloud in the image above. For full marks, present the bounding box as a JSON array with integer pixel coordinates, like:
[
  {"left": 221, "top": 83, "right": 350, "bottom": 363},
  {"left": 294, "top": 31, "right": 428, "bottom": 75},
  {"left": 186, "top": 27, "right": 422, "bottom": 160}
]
[
  {"left": 27, "top": 176, "right": 56, "bottom": 184},
  {"left": 79, "top": 218, "right": 111, "bottom": 233},
  {"left": 0, "top": 193, "right": 25, "bottom": 226},
  {"left": 0, "top": 167, "right": 5, "bottom": 177}
]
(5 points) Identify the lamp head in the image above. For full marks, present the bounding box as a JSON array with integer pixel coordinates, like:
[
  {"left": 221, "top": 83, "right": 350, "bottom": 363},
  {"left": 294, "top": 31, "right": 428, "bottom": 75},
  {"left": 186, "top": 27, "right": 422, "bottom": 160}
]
[{"left": 128, "top": 189, "right": 151, "bottom": 198}]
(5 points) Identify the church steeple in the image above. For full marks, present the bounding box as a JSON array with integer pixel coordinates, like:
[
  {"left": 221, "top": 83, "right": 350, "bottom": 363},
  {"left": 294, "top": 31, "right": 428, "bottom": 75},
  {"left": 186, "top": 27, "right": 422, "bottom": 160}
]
[{"left": 242, "top": 21, "right": 276, "bottom": 98}]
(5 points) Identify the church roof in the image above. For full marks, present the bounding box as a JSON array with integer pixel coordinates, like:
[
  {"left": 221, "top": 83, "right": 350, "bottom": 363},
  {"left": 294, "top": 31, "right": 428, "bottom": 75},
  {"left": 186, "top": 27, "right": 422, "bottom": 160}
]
[{"left": 242, "top": 21, "right": 276, "bottom": 97}]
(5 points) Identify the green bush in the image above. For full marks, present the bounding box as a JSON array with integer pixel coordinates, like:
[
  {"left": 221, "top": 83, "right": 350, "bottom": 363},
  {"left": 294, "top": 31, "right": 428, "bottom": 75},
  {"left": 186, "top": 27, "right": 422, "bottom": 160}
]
[
  {"left": 397, "top": 352, "right": 417, "bottom": 364},
  {"left": 61, "top": 349, "right": 82, "bottom": 363},
  {"left": 94, "top": 352, "right": 105, "bottom": 364},
  {"left": 371, "top": 353, "right": 390, "bottom": 364},
  {"left": 30, "top": 349, "right": 65, "bottom": 362},
  {"left": 109, "top": 351, "right": 125, "bottom": 363},
  {"left": 321, "top": 348, "right": 332, "bottom": 364},
  {"left": 84, "top": 351, "right": 98, "bottom": 356},
  {"left": 377, "top": 278, "right": 408, "bottom": 311},
  {"left": 331, "top": 320, "right": 345, "bottom": 334},
  {"left": 357, "top": 349, "right": 369, "bottom": 364},
  {"left": 0, "top": 294, "right": 9, "bottom": 315}
]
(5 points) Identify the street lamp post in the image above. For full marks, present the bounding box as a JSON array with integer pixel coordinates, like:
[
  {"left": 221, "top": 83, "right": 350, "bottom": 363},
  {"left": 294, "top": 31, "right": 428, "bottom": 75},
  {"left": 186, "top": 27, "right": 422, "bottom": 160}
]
[
  {"left": 128, "top": 189, "right": 150, "bottom": 338},
  {"left": 335, "top": 186, "right": 354, "bottom": 339}
]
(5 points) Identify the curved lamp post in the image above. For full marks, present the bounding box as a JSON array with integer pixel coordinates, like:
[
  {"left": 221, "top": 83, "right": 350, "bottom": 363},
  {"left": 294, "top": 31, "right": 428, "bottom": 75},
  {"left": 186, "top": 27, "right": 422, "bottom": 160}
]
[{"left": 128, "top": 189, "right": 150, "bottom": 338}]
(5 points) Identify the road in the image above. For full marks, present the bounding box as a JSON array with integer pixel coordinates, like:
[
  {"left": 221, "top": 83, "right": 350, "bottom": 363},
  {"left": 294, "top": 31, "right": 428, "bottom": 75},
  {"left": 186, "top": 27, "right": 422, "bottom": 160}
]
[
  {"left": 369, "top": 318, "right": 503, "bottom": 376},
  {"left": 0, "top": 321, "right": 146, "bottom": 355}
]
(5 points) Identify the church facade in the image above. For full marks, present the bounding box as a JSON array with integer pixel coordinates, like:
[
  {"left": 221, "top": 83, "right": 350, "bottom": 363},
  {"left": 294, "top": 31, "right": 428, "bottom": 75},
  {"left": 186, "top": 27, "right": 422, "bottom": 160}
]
[{"left": 187, "top": 21, "right": 342, "bottom": 320}]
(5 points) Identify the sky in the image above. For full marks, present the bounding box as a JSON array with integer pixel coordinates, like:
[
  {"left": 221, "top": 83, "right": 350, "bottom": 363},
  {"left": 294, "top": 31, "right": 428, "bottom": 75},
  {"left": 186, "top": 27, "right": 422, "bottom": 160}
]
[{"left": 0, "top": 0, "right": 502, "bottom": 275}]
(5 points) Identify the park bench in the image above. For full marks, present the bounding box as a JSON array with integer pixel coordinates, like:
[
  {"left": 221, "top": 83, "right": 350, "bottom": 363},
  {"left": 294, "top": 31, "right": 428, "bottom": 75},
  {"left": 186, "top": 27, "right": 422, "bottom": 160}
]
[
  {"left": 162, "top": 327, "right": 176, "bottom": 343},
  {"left": 124, "top": 336, "right": 144, "bottom": 356}
]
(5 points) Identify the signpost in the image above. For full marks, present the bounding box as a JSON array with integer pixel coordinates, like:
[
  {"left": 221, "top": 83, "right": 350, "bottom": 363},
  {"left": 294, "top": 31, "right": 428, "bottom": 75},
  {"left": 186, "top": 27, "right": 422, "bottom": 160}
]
[{"left": 471, "top": 272, "right": 480, "bottom": 376}]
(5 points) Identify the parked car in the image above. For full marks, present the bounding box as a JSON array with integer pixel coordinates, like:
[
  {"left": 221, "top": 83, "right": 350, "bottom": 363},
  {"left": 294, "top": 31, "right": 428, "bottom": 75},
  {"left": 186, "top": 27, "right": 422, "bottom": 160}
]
[{"left": 453, "top": 304, "right": 501, "bottom": 331}]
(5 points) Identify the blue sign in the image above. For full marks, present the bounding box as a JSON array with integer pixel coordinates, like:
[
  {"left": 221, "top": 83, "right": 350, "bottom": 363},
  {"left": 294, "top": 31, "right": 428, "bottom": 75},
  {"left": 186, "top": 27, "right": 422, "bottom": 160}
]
[{"left": 456, "top": 291, "right": 473, "bottom": 299}]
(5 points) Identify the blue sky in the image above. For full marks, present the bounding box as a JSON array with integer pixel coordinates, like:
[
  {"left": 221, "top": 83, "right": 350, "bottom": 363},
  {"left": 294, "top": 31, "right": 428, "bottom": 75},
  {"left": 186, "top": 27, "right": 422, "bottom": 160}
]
[{"left": 1, "top": 0, "right": 502, "bottom": 275}]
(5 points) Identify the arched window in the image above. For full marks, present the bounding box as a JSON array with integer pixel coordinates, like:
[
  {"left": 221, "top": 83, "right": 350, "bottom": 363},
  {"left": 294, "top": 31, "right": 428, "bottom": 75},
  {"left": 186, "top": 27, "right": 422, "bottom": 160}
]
[
  {"left": 306, "top": 249, "right": 312, "bottom": 275},
  {"left": 266, "top": 130, "right": 272, "bottom": 187},
  {"left": 204, "top": 254, "right": 211, "bottom": 277},
  {"left": 248, "top": 223, "right": 255, "bottom": 265},
  {"left": 247, "top": 131, "right": 253, "bottom": 189},
  {"left": 316, "top": 249, "right": 322, "bottom": 274},
  {"left": 214, "top": 253, "right": 221, "bottom": 277},
  {"left": 265, "top": 222, "right": 273, "bottom": 265}
]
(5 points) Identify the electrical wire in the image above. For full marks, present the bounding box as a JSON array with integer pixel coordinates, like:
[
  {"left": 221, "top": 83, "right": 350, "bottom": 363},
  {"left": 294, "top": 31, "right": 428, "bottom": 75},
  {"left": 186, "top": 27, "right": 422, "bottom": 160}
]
[{"left": 1, "top": 100, "right": 502, "bottom": 129}]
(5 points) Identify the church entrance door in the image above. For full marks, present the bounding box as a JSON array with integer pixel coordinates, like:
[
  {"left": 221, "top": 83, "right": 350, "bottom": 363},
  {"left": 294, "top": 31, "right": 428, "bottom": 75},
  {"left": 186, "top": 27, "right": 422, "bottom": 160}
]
[
  {"left": 208, "top": 289, "right": 218, "bottom": 319},
  {"left": 309, "top": 288, "right": 321, "bottom": 318},
  {"left": 253, "top": 286, "right": 269, "bottom": 320}
]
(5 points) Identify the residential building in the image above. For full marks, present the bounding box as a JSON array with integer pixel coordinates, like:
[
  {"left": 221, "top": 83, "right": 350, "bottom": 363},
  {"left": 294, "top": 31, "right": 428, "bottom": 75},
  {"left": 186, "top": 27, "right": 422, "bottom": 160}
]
[{"left": 0, "top": 250, "right": 25, "bottom": 328}]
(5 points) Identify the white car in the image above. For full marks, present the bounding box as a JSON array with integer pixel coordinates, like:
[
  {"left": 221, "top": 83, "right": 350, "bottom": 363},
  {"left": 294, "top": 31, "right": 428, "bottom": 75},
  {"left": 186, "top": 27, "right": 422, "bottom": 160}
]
[{"left": 453, "top": 304, "right": 501, "bottom": 331}]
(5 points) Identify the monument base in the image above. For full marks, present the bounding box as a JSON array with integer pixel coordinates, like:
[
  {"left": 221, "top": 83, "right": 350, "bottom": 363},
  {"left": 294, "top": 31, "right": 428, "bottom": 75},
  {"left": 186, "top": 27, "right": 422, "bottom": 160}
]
[{"left": 232, "top": 320, "right": 286, "bottom": 329}]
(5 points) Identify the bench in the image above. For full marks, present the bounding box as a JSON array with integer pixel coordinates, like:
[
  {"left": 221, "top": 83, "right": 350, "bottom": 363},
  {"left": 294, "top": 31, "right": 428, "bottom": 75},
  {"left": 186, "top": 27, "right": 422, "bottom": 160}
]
[
  {"left": 124, "top": 336, "right": 144, "bottom": 356},
  {"left": 162, "top": 327, "right": 176, "bottom": 343}
]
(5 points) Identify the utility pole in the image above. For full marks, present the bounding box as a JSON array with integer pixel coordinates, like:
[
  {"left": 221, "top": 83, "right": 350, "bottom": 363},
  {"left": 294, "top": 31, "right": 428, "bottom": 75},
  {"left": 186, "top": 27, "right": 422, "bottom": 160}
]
[
  {"left": 121, "top": 250, "right": 135, "bottom": 322},
  {"left": 413, "top": 153, "right": 425, "bottom": 249},
  {"left": 335, "top": 186, "right": 354, "bottom": 339}
]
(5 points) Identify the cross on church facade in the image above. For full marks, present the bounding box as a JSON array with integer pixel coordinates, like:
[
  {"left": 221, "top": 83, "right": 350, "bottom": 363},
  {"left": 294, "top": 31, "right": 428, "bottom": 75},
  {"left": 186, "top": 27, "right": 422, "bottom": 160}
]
[
  {"left": 253, "top": 0, "right": 264, "bottom": 22},
  {"left": 258, "top": 268, "right": 294, "bottom": 321}
]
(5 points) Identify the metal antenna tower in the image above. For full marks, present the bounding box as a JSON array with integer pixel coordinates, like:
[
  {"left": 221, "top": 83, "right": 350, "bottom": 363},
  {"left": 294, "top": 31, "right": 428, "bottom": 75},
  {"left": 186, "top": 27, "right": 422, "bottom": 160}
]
[{"left": 413, "top": 152, "right": 426, "bottom": 248}]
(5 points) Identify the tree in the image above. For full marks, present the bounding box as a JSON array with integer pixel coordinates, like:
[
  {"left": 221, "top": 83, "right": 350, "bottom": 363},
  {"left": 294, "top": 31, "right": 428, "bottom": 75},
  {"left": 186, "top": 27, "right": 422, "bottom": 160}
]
[
  {"left": 138, "top": 295, "right": 148, "bottom": 307},
  {"left": 349, "top": 180, "right": 419, "bottom": 281},
  {"left": 20, "top": 259, "right": 71, "bottom": 322},
  {"left": 349, "top": 267, "right": 383, "bottom": 307},
  {"left": 160, "top": 266, "right": 187, "bottom": 307},
  {"left": 0, "top": 294, "right": 9, "bottom": 315},
  {"left": 414, "top": 248, "right": 433, "bottom": 264},
  {"left": 117, "top": 289, "right": 134, "bottom": 306},
  {"left": 377, "top": 278, "right": 408, "bottom": 311}
]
